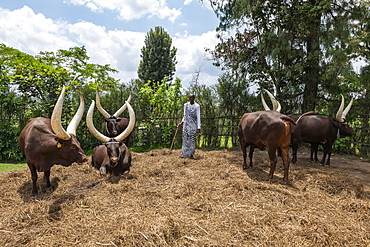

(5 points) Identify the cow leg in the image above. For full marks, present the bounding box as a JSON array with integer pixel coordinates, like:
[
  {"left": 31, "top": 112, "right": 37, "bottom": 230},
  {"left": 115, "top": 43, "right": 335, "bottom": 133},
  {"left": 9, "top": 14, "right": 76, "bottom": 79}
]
[
  {"left": 267, "top": 148, "right": 278, "bottom": 180},
  {"left": 99, "top": 166, "right": 107, "bottom": 175},
  {"left": 314, "top": 143, "right": 319, "bottom": 162},
  {"left": 240, "top": 140, "right": 248, "bottom": 169},
  {"left": 279, "top": 146, "right": 290, "bottom": 182},
  {"left": 28, "top": 163, "right": 38, "bottom": 196},
  {"left": 320, "top": 143, "right": 332, "bottom": 166},
  {"left": 310, "top": 143, "right": 319, "bottom": 162},
  {"left": 320, "top": 150, "right": 327, "bottom": 165},
  {"left": 44, "top": 170, "right": 53, "bottom": 193},
  {"left": 325, "top": 143, "right": 333, "bottom": 166},
  {"left": 249, "top": 145, "right": 255, "bottom": 168},
  {"left": 291, "top": 143, "right": 299, "bottom": 164}
]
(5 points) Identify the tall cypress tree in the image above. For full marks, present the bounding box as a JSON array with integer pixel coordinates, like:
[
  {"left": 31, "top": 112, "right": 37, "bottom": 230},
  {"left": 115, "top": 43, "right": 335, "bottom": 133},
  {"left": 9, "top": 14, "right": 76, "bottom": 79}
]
[{"left": 138, "top": 26, "right": 177, "bottom": 88}]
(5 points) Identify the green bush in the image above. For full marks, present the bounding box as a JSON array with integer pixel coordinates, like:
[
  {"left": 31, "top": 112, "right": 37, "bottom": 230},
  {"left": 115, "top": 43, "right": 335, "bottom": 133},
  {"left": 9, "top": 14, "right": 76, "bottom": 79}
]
[{"left": 0, "top": 123, "right": 24, "bottom": 162}]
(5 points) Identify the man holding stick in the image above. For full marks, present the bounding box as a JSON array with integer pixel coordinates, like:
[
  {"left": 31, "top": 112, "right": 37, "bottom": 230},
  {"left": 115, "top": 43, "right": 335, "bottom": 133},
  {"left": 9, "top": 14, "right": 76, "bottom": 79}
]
[{"left": 177, "top": 94, "right": 201, "bottom": 159}]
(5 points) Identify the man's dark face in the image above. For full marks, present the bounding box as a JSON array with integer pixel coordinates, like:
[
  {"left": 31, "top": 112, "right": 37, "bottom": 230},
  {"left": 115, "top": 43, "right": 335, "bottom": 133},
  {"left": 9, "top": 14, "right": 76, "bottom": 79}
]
[{"left": 189, "top": 95, "right": 195, "bottom": 103}]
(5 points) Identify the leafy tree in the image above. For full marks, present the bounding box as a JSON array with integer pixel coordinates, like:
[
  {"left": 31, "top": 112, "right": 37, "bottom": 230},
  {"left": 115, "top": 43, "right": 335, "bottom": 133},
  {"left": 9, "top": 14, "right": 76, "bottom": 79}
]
[
  {"left": 138, "top": 77, "right": 182, "bottom": 147},
  {"left": 208, "top": 0, "right": 363, "bottom": 113},
  {"left": 0, "top": 44, "right": 121, "bottom": 160},
  {"left": 137, "top": 26, "right": 177, "bottom": 88}
]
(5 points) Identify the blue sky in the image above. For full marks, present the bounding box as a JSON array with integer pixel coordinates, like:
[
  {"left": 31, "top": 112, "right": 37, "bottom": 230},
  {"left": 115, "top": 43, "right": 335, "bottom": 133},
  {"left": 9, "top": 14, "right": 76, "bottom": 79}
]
[{"left": 0, "top": 0, "right": 222, "bottom": 87}]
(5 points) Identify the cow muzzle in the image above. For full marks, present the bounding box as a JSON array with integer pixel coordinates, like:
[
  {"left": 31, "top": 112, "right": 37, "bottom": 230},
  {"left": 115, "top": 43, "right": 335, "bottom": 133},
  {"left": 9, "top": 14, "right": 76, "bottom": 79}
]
[
  {"left": 77, "top": 156, "right": 89, "bottom": 165},
  {"left": 110, "top": 157, "right": 119, "bottom": 167}
]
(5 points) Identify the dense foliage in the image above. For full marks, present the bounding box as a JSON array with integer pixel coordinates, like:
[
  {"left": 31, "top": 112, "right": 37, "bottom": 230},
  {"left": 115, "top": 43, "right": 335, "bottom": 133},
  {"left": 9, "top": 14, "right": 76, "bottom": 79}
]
[{"left": 207, "top": 0, "right": 366, "bottom": 114}]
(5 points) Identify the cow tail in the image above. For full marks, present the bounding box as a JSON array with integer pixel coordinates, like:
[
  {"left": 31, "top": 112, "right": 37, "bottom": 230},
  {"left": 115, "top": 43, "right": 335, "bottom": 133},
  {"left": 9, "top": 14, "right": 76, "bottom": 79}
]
[
  {"left": 281, "top": 116, "right": 297, "bottom": 125},
  {"left": 295, "top": 111, "right": 316, "bottom": 123}
]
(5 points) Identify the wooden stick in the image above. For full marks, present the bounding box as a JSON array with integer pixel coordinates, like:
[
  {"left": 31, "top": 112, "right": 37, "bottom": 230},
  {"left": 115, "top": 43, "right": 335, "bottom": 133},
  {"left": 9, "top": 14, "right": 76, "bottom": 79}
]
[{"left": 170, "top": 127, "right": 179, "bottom": 151}]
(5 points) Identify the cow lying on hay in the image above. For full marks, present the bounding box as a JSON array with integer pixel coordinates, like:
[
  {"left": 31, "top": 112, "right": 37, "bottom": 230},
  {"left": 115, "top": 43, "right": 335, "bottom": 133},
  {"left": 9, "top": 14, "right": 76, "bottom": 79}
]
[
  {"left": 86, "top": 99, "right": 135, "bottom": 176},
  {"left": 18, "top": 87, "right": 88, "bottom": 196},
  {"left": 95, "top": 88, "right": 132, "bottom": 146}
]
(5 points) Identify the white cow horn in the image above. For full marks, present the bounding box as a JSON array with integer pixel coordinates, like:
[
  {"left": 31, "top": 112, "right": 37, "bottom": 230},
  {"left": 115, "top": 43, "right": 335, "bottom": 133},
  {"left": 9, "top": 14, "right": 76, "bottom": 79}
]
[
  {"left": 114, "top": 101, "right": 136, "bottom": 142},
  {"left": 86, "top": 100, "right": 111, "bottom": 143},
  {"left": 262, "top": 89, "right": 281, "bottom": 112},
  {"left": 113, "top": 90, "right": 132, "bottom": 117},
  {"left": 51, "top": 87, "right": 71, "bottom": 140},
  {"left": 336, "top": 94, "right": 345, "bottom": 122},
  {"left": 95, "top": 88, "right": 111, "bottom": 118},
  {"left": 66, "top": 90, "right": 84, "bottom": 135},
  {"left": 261, "top": 91, "right": 270, "bottom": 111},
  {"left": 342, "top": 97, "right": 353, "bottom": 121}
]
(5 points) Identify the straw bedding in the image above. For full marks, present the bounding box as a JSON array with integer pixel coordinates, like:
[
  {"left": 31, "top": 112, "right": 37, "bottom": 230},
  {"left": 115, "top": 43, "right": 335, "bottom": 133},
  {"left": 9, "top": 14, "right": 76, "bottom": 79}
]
[{"left": 0, "top": 148, "right": 369, "bottom": 246}]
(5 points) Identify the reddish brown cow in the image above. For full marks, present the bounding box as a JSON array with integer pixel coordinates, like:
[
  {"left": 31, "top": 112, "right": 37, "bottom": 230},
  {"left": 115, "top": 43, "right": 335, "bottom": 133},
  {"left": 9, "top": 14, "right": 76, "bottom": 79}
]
[
  {"left": 238, "top": 110, "right": 296, "bottom": 182},
  {"left": 86, "top": 99, "right": 135, "bottom": 175},
  {"left": 96, "top": 89, "right": 132, "bottom": 146},
  {"left": 18, "top": 87, "right": 88, "bottom": 196}
]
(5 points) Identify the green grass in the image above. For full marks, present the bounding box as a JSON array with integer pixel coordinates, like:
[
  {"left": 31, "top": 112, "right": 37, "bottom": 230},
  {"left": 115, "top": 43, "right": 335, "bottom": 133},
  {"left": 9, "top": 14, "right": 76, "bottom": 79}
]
[{"left": 0, "top": 163, "right": 28, "bottom": 173}]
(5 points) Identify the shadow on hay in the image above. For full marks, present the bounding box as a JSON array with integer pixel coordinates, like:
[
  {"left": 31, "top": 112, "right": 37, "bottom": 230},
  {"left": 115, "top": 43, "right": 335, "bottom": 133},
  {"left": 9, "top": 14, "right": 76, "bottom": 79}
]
[
  {"left": 86, "top": 173, "right": 136, "bottom": 188},
  {"left": 17, "top": 176, "right": 60, "bottom": 202},
  {"left": 48, "top": 193, "right": 84, "bottom": 221},
  {"left": 228, "top": 151, "right": 289, "bottom": 184}
]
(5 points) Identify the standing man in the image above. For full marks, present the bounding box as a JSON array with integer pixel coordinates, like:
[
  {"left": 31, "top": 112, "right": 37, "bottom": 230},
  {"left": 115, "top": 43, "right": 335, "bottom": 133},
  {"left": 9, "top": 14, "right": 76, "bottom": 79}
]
[{"left": 177, "top": 94, "right": 201, "bottom": 159}]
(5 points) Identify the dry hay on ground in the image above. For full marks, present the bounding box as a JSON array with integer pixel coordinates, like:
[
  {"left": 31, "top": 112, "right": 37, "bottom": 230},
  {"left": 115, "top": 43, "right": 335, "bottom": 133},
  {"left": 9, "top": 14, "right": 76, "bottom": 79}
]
[{"left": 0, "top": 148, "right": 369, "bottom": 246}]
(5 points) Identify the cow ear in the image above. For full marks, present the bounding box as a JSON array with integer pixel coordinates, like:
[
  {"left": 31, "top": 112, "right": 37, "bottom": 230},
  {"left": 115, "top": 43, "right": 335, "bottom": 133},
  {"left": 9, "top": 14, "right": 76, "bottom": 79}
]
[
  {"left": 55, "top": 137, "right": 64, "bottom": 149},
  {"left": 116, "top": 118, "right": 122, "bottom": 122}
]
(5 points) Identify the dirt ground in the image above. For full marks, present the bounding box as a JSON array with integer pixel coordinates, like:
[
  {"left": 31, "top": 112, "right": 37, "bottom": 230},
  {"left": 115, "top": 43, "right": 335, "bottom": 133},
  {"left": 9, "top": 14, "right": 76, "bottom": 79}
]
[
  {"left": 292, "top": 148, "right": 370, "bottom": 187},
  {"left": 0, "top": 148, "right": 369, "bottom": 246}
]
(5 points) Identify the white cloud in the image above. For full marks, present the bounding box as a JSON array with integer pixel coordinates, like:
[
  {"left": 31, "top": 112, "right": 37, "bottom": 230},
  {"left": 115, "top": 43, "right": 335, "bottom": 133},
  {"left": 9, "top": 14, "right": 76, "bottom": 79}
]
[
  {"left": 0, "top": 6, "right": 220, "bottom": 86},
  {"left": 184, "top": 0, "right": 193, "bottom": 5},
  {"left": 173, "top": 30, "right": 220, "bottom": 86},
  {"left": 0, "top": 6, "right": 76, "bottom": 54},
  {"left": 64, "top": 0, "right": 181, "bottom": 22}
]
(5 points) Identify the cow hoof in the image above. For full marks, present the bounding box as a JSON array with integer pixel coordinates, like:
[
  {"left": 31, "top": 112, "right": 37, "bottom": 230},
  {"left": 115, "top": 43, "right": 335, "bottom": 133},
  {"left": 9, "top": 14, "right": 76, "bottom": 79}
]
[{"left": 100, "top": 167, "right": 107, "bottom": 175}]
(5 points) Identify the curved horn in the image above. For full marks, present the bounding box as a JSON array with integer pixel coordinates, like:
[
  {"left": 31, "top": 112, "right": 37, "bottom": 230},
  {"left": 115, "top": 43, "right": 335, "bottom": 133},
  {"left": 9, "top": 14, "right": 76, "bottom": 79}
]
[
  {"left": 261, "top": 91, "right": 271, "bottom": 110},
  {"left": 95, "top": 88, "right": 111, "bottom": 118},
  {"left": 113, "top": 90, "right": 132, "bottom": 117},
  {"left": 263, "top": 89, "right": 279, "bottom": 111},
  {"left": 114, "top": 101, "right": 136, "bottom": 142},
  {"left": 66, "top": 90, "right": 84, "bottom": 135},
  {"left": 342, "top": 96, "right": 354, "bottom": 121},
  {"left": 51, "top": 87, "right": 71, "bottom": 140},
  {"left": 86, "top": 100, "right": 111, "bottom": 143},
  {"left": 336, "top": 94, "right": 345, "bottom": 122},
  {"left": 274, "top": 98, "right": 281, "bottom": 113},
  {"left": 262, "top": 89, "right": 281, "bottom": 112}
]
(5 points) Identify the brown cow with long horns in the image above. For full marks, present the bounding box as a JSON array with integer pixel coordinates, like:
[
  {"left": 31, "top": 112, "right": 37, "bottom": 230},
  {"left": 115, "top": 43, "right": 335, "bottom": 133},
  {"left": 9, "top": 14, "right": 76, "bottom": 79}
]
[
  {"left": 95, "top": 89, "right": 132, "bottom": 146},
  {"left": 18, "top": 87, "right": 88, "bottom": 196},
  {"left": 238, "top": 109, "right": 297, "bottom": 182},
  {"left": 86, "top": 99, "right": 135, "bottom": 176}
]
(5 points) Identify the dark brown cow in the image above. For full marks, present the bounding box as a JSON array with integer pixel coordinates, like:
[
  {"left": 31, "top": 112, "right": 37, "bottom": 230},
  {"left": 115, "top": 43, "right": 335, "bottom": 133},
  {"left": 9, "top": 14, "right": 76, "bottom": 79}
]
[
  {"left": 290, "top": 95, "right": 355, "bottom": 165},
  {"left": 238, "top": 110, "right": 296, "bottom": 182},
  {"left": 86, "top": 99, "right": 135, "bottom": 175},
  {"left": 18, "top": 87, "right": 88, "bottom": 196},
  {"left": 288, "top": 114, "right": 321, "bottom": 163},
  {"left": 96, "top": 89, "right": 132, "bottom": 146}
]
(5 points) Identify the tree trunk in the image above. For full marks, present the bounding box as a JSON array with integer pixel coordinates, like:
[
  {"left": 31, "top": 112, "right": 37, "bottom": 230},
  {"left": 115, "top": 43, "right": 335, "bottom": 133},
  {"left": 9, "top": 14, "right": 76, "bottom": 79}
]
[{"left": 302, "top": 3, "right": 321, "bottom": 113}]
